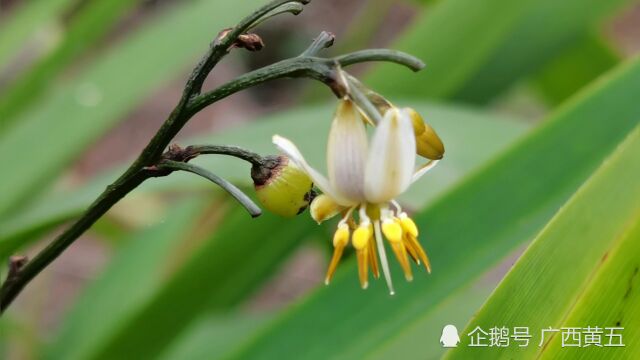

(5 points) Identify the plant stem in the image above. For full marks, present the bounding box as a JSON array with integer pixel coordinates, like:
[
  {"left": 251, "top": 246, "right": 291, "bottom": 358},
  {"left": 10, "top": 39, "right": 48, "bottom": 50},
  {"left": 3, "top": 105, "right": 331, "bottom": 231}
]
[
  {"left": 190, "top": 50, "right": 423, "bottom": 113},
  {"left": 158, "top": 160, "right": 262, "bottom": 218},
  {"left": 0, "top": 0, "right": 309, "bottom": 313},
  {"left": 300, "top": 31, "right": 335, "bottom": 57},
  {"left": 0, "top": 2, "right": 424, "bottom": 312},
  {"left": 0, "top": 170, "right": 149, "bottom": 312},
  {"left": 335, "top": 49, "right": 425, "bottom": 71},
  {"left": 186, "top": 145, "right": 265, "bottom": 166}
]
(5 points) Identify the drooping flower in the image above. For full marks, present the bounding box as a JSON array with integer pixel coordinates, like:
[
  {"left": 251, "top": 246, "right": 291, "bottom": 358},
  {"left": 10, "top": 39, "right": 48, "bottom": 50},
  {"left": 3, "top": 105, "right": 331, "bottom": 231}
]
[{"left": 273, "top": 98, "right": 441, "bottom": 294}]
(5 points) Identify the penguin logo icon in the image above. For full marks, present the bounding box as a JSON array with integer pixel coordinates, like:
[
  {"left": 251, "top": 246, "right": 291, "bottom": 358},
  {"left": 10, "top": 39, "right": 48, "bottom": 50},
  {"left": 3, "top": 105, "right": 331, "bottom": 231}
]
[{"left": 440, "top": 324, "right": 460, "bottom": 347}]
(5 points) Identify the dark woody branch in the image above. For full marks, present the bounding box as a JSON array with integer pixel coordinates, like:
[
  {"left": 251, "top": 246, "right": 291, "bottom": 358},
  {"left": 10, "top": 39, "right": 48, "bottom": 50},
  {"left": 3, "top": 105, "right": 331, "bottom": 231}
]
[{"left": 0, "top": 0, "right": 424, "bottom": 313}]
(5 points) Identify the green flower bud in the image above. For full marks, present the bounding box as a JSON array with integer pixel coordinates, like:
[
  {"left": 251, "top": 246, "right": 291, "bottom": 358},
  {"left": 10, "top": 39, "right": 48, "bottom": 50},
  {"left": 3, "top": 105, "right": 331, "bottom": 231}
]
[{"left": 252, "top": 155, "right": 315, "bottom": 217}]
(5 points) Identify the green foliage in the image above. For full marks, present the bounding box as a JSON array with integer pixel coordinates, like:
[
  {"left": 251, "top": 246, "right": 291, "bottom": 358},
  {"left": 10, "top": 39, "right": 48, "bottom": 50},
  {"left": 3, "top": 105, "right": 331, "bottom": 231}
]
[
  {"left": 531, "top": 33, "right": 620, "bottom": 104},
  {"left": 366, "top": 0, "right": 630, "bottom": 103},
  {"left": 447, "top": 125, "right": 640, "bottom": 358},
  {"left": 0, "top": 0, "right": 262, "bottom": 217},
  {"left": 0, "top": 0, "right": 136, "bottom": 129},
  {"left": 0, "top": 0, "right": 72, "bottom": 69}
]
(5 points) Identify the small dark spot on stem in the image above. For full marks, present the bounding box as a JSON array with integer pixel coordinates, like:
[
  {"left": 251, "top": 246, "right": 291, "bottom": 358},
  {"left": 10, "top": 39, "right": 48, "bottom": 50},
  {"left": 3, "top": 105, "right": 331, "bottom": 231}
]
[
  {"left": 7, "top": 256, "right": 28, "bottom": 280},
  {"left": 236, "top": 33, "right": 265, "bottom": 52}
]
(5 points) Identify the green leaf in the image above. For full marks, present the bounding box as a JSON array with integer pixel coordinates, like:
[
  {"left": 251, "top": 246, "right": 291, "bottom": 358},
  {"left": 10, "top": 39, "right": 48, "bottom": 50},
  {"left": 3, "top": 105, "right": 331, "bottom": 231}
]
[
  {"left": 0, "top": 102, "right": 529, "bottom": 259},
  {"left": 0, "top": 179, "right": 106, "bottom": 260},
  {"left": 531, "top": 32, "right": 620, "bottom": 105},
  {"left": 365, "top": 0, "right": 630, "bottom": 103},
  {"left": 0, "top": 0, "right": 72, "bottom": 70},
  {"left": 223, "top": 57, "right": 640, "bottom": 360},
  {"left": 0, "top": 0, "right": 262, "bottom": 217},
  {"left": 446, "top": 125, "right": 640, "bottom": 359},
  {"left": 45, "top": 199, "right": 209, "bottom": 360},
  {"left": 49, "top": 208, "right": 318, "bottom": 360},
  {"left": 158, "top": 312, "right": 273, "bottom": 360},
  {"left": 368, "top": 277, "right": 495, "bottom": 360},
  {"left": 0, "top": 0, "right": 137, "bottom": 129}
]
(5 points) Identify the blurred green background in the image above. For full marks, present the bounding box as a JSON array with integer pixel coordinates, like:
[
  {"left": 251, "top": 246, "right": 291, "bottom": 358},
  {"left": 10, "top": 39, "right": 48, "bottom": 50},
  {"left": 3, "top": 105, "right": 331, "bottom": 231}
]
[{"left": 1, "top": 0, "right": 639, "bottom": 359}]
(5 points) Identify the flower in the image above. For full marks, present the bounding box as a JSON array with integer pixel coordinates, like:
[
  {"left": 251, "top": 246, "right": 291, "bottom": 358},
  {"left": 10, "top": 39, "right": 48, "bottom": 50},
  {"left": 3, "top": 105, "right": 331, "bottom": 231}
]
[{"left": 272, "top": 99, "right": 440, "bottom": 294}]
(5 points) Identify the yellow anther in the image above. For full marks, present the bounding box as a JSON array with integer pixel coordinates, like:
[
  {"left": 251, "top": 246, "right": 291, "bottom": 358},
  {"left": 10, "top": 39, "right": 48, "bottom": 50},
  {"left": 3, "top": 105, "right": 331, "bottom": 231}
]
[
  {"left": 406, "top": 108, "right": 426, "bottom": 136},
  {"left": 381, "top": 220, "right": 403, "bottom": 243},
  {"left": 326, "top": 224, "right": 350, "bottom": 285},
  {"left": 405, "top": 233, "right": 431, "bottom": 274},
  {"left": 398, "top": 216, "right": 419, "bottom": 238},
  {"left": 332, "top": 224, "right": 350, "bottom": 247},
  {"left": 325, "top": 245, "right": 345, "bottom": 285},
  {"left": 403, "top": 238, "right": 420, "bottom": 265},
  {"left": 352, "top": 225, "right": 371, "bottom": 250},
  {"left": 390, "top": 241, "right": 413, "bottom": 282},
  {"left": 310, "top": 194, "right": 344, "bottom": 224},
  {"left": 356, "top": 247, "right": 369, "bottom": 289}
]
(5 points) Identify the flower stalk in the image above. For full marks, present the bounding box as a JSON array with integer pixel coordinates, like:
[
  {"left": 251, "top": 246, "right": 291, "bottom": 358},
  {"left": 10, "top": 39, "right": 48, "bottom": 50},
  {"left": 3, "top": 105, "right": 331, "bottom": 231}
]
[{"left": 0, "top": 0, "right": 425, "bottom": 312}]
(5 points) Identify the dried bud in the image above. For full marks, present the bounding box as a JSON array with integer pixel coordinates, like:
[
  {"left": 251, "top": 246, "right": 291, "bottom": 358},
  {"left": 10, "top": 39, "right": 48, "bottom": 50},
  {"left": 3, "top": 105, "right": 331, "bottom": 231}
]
[
  {"left": 252, "top": 155, "right": 314, "bottom": 217},
  {"left": 215, "top": 29, "right": 264, "bottom": 52},
  {"left": 236, "top": 33, "right": 265, "bottom": 52}
]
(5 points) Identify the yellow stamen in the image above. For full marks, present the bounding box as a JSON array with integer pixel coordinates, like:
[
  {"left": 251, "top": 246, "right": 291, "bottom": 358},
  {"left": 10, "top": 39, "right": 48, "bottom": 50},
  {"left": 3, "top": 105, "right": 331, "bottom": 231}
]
[
  {"left": 403, "top": 234, "right": 420, "bottom": 265},
  {"left": 399, "top": 216, "right": 419, "bottom": 237},
  {"left": 352, "top": 225, "right": 371, "bottom": 249},
  {"left": 368, "top": 230, "right": 380, "bottom": 279},
  {"left": 382, "top": 219, "right": 413, "bottom": 281},
  {"left": 390, "top": 241, "right": 413, "bottom": 281},
  {"left": 398, "top": 216, "right": 423, "bottom": 265},
  {"left": 325, "top": 224, "right": 350, "bottom": 284},
  {"left": 381, "top": 220, "right": 402, "bottom": 243},
  {"left": 356, "top": 247, "right": 369, "bottom": 289},
  {"left": 353, "top": 225, "right": 372, "bottom": 288},
  {"left": 405, "top": 233, "right": 431, "bottom": 273}
]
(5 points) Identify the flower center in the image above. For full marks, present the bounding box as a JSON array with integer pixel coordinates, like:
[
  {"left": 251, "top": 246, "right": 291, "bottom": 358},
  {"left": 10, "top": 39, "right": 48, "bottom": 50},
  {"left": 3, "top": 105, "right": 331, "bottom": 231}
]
[{"left": 323, "top": 200, "right": 432, "bottom": 294}]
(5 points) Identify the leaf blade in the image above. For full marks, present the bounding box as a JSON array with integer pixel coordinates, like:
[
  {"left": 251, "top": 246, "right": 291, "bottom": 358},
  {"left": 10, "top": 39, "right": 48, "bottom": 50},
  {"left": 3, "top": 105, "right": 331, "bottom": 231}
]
[
  {"left": 446, "top": 125, "right": 640, "bottom": 358},
  {"left": 224, "top": 56, "right": 640, "bottom": 360}
]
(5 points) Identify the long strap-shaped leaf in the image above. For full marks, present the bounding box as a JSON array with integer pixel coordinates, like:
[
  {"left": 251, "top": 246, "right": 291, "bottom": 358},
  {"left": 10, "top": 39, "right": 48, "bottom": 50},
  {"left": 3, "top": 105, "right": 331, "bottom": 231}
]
[
  {"left": 447, "top": 125, "right": 640, "bottom": 358},
  {"left": 225, "top": 57, "right": 640, "bottom": 360},
  {"left": 366, "top": 0, "right": 631, "bottom": 102}
]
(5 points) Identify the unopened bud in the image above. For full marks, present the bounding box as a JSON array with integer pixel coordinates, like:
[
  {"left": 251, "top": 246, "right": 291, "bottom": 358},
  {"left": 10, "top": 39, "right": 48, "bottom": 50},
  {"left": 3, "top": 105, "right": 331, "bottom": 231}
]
[
  {"left": 252, "top": 155, "right": 314, "bottom": 217},
  {"left": 310, "top": 194, "right": 343, "bottom": 224},
  {"left": 405, "top": 108, "right": 444, "bottom": 160}
]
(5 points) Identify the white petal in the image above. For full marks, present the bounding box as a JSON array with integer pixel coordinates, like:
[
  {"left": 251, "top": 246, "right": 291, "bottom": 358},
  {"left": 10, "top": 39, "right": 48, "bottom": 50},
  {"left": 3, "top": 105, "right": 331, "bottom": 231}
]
[
  {"left": 364, "top": 108, "right": 416, "bottom": 203},
  {"left": 272, "top": 135, "right": 355, "bottom": 206},
  {"left": 327, "top": 100, "right": 368, "bottom": 203},
  {"left": 412, "top": 159, "right": 440, "bottom": 183}
]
